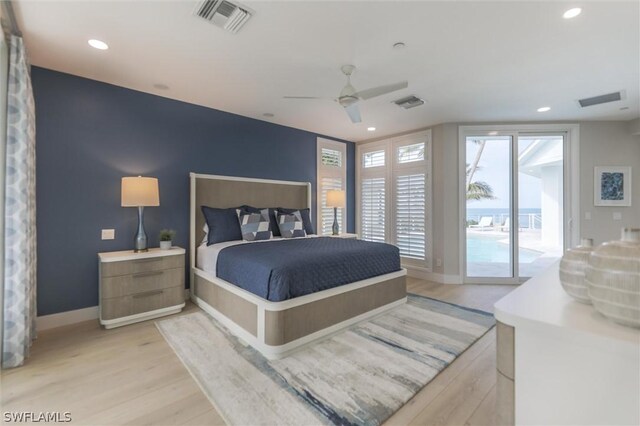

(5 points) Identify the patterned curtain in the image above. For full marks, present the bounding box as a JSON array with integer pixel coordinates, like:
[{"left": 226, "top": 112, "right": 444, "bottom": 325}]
[{"left": 2, "top": 34, "right": 37, "bottom": 369}]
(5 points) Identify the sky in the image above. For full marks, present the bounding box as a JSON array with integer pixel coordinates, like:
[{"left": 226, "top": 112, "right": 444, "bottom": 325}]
[{"left": 466, "top": 137, "right": 562, "bottom": 210}]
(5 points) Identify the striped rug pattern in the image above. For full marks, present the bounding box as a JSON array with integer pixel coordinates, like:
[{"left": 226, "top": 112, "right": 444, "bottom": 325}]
[{"left": 157, "top": 295, "right": 495, "bottom": 426}]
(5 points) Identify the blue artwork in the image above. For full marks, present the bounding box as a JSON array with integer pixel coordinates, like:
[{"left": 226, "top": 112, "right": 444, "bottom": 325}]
[{"left": 601, "top": 172, "right": 624, "bottom": 200}]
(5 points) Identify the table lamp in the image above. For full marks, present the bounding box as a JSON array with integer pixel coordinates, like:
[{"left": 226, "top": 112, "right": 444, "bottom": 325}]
[
  {"left": 121, "top": 176, "right": 159, "bottom": 252},
  {"left": 326, "top": 189, "right": 346, "bottom": 235}
]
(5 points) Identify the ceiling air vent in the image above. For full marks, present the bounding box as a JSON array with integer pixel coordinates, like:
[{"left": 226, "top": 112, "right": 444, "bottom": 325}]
[
  {"left": 194, "top": 0, "right": 254, "bottom": 34},
  {"left": 393, "top": 95, "right": 425, "bottom": 109},
  {"left": 578, "top": 91, "right": 624, "bottom": 108}
]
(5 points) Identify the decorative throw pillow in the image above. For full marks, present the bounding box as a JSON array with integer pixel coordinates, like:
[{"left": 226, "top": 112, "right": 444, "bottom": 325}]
[
  {"left": 240, "top": 205, "right": 279, "bottom": 236},
  {"left": 277, "top": 207, "right": 315, "bottom": 235},
  {"left": 237, "top": 208, "right": 272, "bottom": 241},
  {"left": 201, "top": 206, "right": 243, "bottom": 245},
  {"left": 277, "top": 211, "right": 307, "bottom": 238}
]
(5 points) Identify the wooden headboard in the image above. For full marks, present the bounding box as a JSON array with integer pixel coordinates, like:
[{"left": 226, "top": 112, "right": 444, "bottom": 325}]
[{"left": 189, "top": 173, "right": 311, "bottom": 269}]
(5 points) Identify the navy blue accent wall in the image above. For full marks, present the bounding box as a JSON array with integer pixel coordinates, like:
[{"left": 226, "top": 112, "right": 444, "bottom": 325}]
[{"left": 32, "top": 67, "right": 355, "bottom": 315}]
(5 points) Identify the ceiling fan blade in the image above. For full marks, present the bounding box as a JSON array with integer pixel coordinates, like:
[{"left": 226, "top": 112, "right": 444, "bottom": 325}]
[
  {"left": 354, "top": 81, "right": 408, "bottom": 100},
  {"left": 283, "top": 96, "right": 328, "bottom": 100},
  {"left": 345, "top": 103, "right": 361, "bottom": 123}
]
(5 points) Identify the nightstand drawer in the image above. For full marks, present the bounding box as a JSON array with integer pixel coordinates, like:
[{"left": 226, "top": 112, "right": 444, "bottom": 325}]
[
  {"left": 101, "top": 286, "right": 184, "bottom": 320},
  {"left": 101, "top": 254, "right": 185, "bottom": 278},
  {"left": 101, "top": 267, "right": 184, "bottom": 299}
]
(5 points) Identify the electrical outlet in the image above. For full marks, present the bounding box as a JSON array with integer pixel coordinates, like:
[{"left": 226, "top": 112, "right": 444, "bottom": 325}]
[
  {"left": 436, "top": 258, "right": 442, "bottom": 267},
  {"left": 613, "top": 212, "right": 622, "bottom": 221},
  {"left": 584, "top": 211, "right": 591, "bottom": 220},
  {"left": 101, "top": 229, "right": 115, "bottom": 240}
]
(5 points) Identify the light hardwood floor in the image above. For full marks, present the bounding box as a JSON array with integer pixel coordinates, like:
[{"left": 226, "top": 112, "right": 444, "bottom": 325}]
[{"left": 1, "top": 278, "right": 515, "bottom": 425}]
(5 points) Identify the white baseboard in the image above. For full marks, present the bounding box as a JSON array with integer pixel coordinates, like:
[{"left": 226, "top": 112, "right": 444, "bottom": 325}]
[
  {"left": 428, "top": 272, "right": 463, "bottom": 284},
  {"left": 37, "top": 290, "right": 193, "bottom": 332},
  {"left": 404, "top": 265, "right": 462, "bottom": 284},
  {"left": 37, "top": 306, "right": 99, "bottom": 331}
]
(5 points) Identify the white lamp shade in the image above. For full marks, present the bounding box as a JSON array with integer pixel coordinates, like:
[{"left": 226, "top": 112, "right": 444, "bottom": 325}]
[
  {"left": 326, "top": 189, "right": 346, "bottom": 208},
  {"left": 121, "top": 177, "right": 160, "bottom": 207}
]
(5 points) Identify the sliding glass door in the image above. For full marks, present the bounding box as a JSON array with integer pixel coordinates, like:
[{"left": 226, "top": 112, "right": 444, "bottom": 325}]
[
  {"left": 465, "top": 136, "right": 514, "bottom": 279},
  {"left": 517, "top": 135, "right": 565, "bottom": 278},
  {"left": 463, "top": 131, "right": 566, "bottom": 283}
]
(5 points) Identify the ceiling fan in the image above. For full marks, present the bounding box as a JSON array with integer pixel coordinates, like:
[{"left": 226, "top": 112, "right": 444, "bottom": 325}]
[{"left": 283, "top": 65, "right": 408, "bottom": 124}]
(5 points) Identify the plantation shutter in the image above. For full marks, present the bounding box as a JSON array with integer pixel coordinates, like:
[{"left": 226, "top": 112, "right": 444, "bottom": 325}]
[
  {"left": 357, "top": 131, "right": 431, "bottom": 267},
  {"left": 320, "top": 176, "right": 344, "bottom": 235},
  {"left": 395, "top": 173, "right": 426, "bottom": 259},
  {"left": 317, "top": 139, "right": 347, "bottom": 235},
  {"left": 361, "top": 177, "right": 386, "bottom": 242},
  {"left": 321, "top": 148, "right": 342, "bottom": 167}
]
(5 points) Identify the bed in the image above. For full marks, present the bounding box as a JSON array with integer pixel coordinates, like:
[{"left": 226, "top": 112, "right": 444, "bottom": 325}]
[{"left": 190, "top": 173, "right": 407, "bottom": 359}]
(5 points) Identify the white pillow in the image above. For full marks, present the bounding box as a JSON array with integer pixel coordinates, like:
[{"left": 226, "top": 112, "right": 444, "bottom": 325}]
[{"left": 202, "top": 223, "right": 209, "bottom": 245}]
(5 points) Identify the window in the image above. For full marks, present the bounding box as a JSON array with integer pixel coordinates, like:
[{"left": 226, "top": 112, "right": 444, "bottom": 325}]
[
  {"left": 395, "top": 173, "right": 425, "bottom": 259},
  {"left": 361, "top": 177, "right": 385, "bottom": 242},
  {"left": 398, "top": 142, "right": 424, "bottom": 163},
  {"left": 322, "top": 148, "right": 343, "bottom": 167},
  {"left": 357, "top": 131, "right": 432, "bottom": 268},
  {"left": 363, "top": 150, "right": 385, "bottom": 168},
  {"left": 317, "top": 138, "right": 347, "bottom": 235}
]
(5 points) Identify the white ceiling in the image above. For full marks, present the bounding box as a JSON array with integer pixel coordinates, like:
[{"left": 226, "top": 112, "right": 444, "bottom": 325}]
[{"left": 14, "top": 1, "right": 640, "bottom": 142}]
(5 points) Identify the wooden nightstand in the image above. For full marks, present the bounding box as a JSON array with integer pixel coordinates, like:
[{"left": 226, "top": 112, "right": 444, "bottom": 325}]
[
  {"left": 328, "top": 233, "right": 358, "bottom": 239},
  {"left": 98, "top": 247, "right": 186, "bottom": 329}
]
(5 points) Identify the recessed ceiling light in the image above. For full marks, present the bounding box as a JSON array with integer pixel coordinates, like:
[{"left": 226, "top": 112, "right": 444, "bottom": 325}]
[
  {"left": 393, "top": 42, "right": 406, "bottom": 50},
  {"left": 88, "top": 39, "right": 108, "bottom": 50},
  {"left": 537, "top": 106, "right": 551, "bottom": 112},
  {"left": 563, "top": 8, "right": 582, "bottom": 19},
  {"left": 153, "top": 83, "right": 169, "bottom": 90},
  {"left": 263, "top": 113, "right": 274, "bottom": 118},
  {"left": 367, "top": 127, "right": 376, "bottom": 132}
]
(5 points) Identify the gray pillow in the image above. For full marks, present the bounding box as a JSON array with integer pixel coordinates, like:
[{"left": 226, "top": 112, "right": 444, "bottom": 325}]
[
  {"left": 277, "top": 211, "right": 307, "bottom": 238},
  {"left": 237, "top": 208, "right": 272, "bottom": 241}
]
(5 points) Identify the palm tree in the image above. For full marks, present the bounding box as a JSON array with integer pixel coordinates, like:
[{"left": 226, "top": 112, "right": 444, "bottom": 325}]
[
  {"left": 466, "top": 139, "right": 495, "bottom": 201},
  {"left": 466, "top": 170, "right": 495, "bottom": 201}
]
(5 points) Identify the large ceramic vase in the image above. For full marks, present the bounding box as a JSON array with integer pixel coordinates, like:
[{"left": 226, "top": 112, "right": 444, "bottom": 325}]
[
  {"left": 559, "top": 238, "right": 594, "bottom": 303},
  {"left": 586, "top": 228, "right": 640, "bottom": 328}
]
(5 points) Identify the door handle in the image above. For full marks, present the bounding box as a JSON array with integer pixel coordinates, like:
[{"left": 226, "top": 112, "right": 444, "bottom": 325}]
[
  {"left": 133, "top": 290, "right": 164, "bottom": 298},
  {"left": 133, "top": 271, "right": 164, "bottom": 279}
]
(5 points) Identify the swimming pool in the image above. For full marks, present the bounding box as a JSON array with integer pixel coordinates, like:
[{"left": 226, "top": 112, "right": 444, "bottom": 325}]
[{"left": 467, "top": 233, "right": 541, "bottom": 263}]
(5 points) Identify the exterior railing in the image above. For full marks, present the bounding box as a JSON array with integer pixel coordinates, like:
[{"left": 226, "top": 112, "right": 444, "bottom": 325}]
[{"left": 466, "top": 213, "right": 542, "bottom": 230}]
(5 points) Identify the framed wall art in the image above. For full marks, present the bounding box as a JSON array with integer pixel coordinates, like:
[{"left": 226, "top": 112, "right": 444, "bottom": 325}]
[{"left": 594, "top": 166, "right": 632, "bottom": 206}]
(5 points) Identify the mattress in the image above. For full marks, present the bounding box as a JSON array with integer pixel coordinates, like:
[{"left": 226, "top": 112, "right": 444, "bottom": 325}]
[{"left": 197, "top": 236, "right": 401, "bottom": 302}]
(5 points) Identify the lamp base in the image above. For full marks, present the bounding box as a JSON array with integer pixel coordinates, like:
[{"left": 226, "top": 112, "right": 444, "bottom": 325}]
[
  {"left": 332, "top": 207, "right": 340, "bottom": 235},
  {"left": 134, "top": 206, "right": 149, "bottom": 252}
]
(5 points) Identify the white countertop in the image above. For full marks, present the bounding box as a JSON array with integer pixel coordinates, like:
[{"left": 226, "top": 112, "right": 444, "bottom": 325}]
[
  {"left": 494, "top": 261, "right": 640, "bottom": 347},
  {"left": 98, "top": 247, "right": 185, "bottom": 262}
]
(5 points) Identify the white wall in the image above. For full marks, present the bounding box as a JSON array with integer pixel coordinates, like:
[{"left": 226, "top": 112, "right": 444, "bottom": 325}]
[
  {"left": 431, "top": 123, "right": 460, "bottom": 278},
  {"left": 361, "top": 119, "right": 640, "bottom": 283},
  {"left": 579, "top": 122, "right": 640, "bottom": 244},
  {"left": 628, "top": 118, "right": 640, "bottom": 136}
]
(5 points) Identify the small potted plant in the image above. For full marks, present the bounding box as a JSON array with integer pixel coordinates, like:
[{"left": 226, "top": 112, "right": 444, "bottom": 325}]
[{"left": 159, "top": 229, "right": 176, "bottom": 250}]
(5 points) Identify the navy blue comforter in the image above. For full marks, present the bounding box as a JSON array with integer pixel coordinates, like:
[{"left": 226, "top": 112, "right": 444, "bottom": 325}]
[{"left": 216, "top": 237, "right": 401, "bottom": 301}]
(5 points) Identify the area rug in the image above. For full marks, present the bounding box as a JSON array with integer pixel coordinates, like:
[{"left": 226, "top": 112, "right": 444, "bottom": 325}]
[{"left": 156, "top": 294, "right": 495, "bottom": 426}]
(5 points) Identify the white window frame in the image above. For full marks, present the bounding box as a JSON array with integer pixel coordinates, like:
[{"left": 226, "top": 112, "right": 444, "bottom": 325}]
[
  {"left": 356, "top": 130, "right": 433, "bottom": 271},
  {"left": 317, "top": 138, "right": 347, "bottom": 235},
  {"left": 358, "top": 139, "right": 389, "bottom": 243},
  {"left": 392, "top": 134, "right": 430, "bottom": 268}
]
